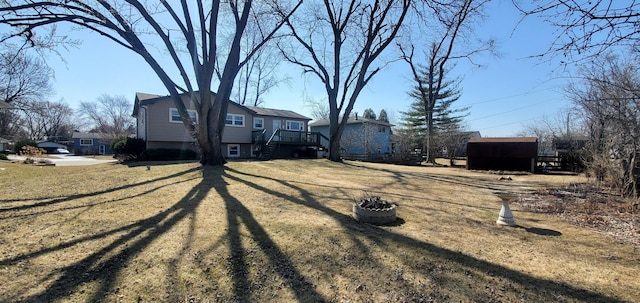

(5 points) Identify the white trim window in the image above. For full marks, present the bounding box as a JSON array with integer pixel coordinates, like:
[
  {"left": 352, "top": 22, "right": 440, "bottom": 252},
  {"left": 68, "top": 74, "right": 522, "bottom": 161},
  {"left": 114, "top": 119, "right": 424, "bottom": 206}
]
[
  {"left": 227, "top": 144, "right": 240, "bottom": 157},
  {"left": 169, "top": 108, "right": 198, "bottom": 124},
  {"left": 226, "top": 114, "right": 245, "bottom": 127},
  {"left": 80, "top": 139, "right": 93, "bottom": 146},
  {"left": 286, "top": 120, "right": 304, "bottom": 131},
  {"left": 253, "top": 117, "right": 264, "bottom": 129}
]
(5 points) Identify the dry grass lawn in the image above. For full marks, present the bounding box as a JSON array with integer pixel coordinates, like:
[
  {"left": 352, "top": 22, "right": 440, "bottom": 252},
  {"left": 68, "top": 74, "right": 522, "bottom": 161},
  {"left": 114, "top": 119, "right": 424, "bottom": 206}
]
[{"left": 0, "top": 159, "right": 638, "bottom": 302}]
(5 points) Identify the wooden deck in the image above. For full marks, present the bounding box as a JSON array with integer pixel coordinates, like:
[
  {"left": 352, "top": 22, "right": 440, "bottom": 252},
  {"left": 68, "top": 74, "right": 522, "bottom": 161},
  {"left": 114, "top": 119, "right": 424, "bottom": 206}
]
[{"left": 252, "top": 129, "right": 326, "bottom": 159}]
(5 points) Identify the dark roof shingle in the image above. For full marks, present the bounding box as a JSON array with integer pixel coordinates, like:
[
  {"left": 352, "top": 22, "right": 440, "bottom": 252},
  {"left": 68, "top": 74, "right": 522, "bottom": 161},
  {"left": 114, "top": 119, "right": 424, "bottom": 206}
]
[{"left": 245, "top": 105, "right": 310, "bottom": 120}]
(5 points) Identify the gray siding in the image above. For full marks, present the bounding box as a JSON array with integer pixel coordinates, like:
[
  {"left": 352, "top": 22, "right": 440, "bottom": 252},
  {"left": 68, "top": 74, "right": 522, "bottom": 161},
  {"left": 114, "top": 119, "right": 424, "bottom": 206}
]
[
  {"left": 146, "top": 96, "right": 196, "bottom": 143},
  {"left": 147, "top": 141, "right": 199, "bottom": 152},
  {"left": 222, "top": 103, "right": 252, "bottom": 144},
  {"left": 139, "top": 95, "right": 309, "bottom": 158},
  {"left": 136, "top": 106, "right": 147, "bottom": 140},
  {"left": 222, "top": 143, "right": 253, "bottom": 158}
]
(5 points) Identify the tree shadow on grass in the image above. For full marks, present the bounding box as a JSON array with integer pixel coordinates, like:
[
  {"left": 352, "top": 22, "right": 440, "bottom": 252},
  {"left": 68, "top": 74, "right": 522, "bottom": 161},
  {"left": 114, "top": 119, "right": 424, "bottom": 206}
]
[
  {"left": 8, "top": 166, "right": 211, "bottom": 302},
  {"left": 216, "top": 169, "right": 324, "bottom": 302},
  {"left": 343, "top": 161, "right": 550, "bottom": 194},
  {"left": 3, "top": 165, "right": 327, "bottom": 302},
  {"left": 0, "top": 166, "right": 202, "bottom": 213},
  {"left": 224, "top": 165, "right": 626, "bottom": 303},
  {"left": 2, "top": 162, "right": 626, "bottom": 302}
]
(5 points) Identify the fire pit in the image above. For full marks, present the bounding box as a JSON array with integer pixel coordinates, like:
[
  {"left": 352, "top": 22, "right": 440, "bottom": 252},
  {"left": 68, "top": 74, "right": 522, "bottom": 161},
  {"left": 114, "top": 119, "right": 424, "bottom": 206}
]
[{"left": 352, "top": 195, "right": 397, "bottom": 225}]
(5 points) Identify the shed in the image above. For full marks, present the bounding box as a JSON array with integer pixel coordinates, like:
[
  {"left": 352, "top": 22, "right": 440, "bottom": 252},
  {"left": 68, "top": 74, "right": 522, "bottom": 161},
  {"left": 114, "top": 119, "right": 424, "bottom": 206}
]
[{"left": 466, "top": 137, "right": 538, "bottom": 173}]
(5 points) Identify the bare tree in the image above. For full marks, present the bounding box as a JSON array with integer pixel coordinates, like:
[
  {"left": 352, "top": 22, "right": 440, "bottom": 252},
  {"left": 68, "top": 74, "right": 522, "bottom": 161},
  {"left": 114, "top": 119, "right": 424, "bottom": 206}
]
[
  {"left": 21, "top": 100, "right": 74, "bottom": 141},
  {"left": 279, "top": 0, "right": 411, "bottom": 162},
  {"left": 340, "top": 127, "right": 358, "bottom": 158},
  {"left": 360, "top": 122, "right": 380, "bottom": 156},
  {"left": 514, "top": 0, "right": 640, "bottom": 61},
  {"left": 0, "top": 47, "right": 53, "bottom": 139},
  {"left": 567, "top": 53, "right": 640, "bottom": 197},
  {"left": 234, "top": 44, "right": 288, "bottom": 107},
  {"left": 0, "top": 1, "right": 301, "bottom": 165},
  {"left": 0, "top": 48, "right": 52, "bottom": 104},
  {"left": 304, "top": 96, "right": 330, "bottom": 121},
  {"left": 437, "top": 122, "right": 467, "bottom": 166},
  {"left": 518, "top": 110, "right": 585, "bottom": 155},
  {"left": 391, "top": 126, "right": 417, "bottom": 156},
  {"left": 78, "top": 94, "right": 135, "bottom": 139},
  {"left": 399, "top": 0, "right": 493, "bottom": 163}
]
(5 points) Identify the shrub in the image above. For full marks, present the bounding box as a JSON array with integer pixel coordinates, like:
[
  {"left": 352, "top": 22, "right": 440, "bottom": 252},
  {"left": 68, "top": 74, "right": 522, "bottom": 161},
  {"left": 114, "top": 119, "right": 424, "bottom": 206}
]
[
  {"left": 112, "top": 137, "right": 146, "bottom": 161},
  {"left": 14, "top": 140, "right": 37, "bottom": 154},
  {"left": 19, "top": 145, "right": 46, "bottom": 157},
  {"left": 18, "top": 145, "right": 47, "bottom": 164},
  {"left": 140, "top": 148, "right": 198, "bottom": 161},
  {"left": 0, "top": 153, "right": 7, "bottom": 161}
]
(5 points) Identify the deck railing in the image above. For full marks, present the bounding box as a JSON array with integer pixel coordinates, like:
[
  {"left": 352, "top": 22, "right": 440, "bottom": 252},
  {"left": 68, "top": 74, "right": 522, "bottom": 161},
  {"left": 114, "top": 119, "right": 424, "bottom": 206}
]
[{"left": 252, "top": 129, "right": 322, "bottom": 146}]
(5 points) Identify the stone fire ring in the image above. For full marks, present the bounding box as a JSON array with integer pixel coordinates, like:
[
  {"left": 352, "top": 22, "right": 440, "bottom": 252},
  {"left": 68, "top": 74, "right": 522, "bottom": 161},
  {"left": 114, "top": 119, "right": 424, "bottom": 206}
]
[{"left": 352, "top": 203, "right": 397, "bottom": 225}]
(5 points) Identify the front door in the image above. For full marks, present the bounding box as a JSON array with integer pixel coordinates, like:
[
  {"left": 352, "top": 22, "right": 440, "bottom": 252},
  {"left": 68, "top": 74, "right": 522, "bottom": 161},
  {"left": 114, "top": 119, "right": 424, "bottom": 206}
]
[
  {"left": 99, "top": 145, "right": 106, "bottom": 155},
  {"left": 272, "top": 120, "right": 281, "bottom": 141}
]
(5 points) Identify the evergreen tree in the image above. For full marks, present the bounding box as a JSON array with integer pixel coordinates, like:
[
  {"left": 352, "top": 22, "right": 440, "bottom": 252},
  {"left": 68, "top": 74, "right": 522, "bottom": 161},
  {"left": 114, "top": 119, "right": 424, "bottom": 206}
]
[
  {"left": 399, "top": 66, "right": 468, "bottom": 156},
  {"left": 398, "top": 101, "right": 428, "bottom": 150},
  {"left": 378, "top": 109, "right": 389, "bottom": 123},
  {"left": 363, "top": 108, "right": 377, "bottom": 119}
]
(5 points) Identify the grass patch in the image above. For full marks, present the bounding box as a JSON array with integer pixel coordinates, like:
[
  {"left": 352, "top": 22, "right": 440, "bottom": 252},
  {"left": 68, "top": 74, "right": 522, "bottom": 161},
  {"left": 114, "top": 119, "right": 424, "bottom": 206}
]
[{"left": 0, "top": 160, "right": 638, "bottom": 302}]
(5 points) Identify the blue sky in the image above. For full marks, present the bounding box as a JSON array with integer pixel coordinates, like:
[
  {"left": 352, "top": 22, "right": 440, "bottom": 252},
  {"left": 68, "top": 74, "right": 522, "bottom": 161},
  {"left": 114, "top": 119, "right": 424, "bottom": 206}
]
[{"left": 46, "top": 0, "right": 572, "bottom": 137}]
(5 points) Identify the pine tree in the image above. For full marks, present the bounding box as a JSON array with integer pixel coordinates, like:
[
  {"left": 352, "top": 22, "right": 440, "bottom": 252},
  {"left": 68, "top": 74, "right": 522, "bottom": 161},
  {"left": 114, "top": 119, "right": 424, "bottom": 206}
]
[
  {"left": 363, "top": 108, "right": 377, "bottom": 119},
  {"left": 399, "top": 66, "right": 468, "bottom": 157},
  {"left": 378, "top": 109, "right": 389, "bottom": 123}
]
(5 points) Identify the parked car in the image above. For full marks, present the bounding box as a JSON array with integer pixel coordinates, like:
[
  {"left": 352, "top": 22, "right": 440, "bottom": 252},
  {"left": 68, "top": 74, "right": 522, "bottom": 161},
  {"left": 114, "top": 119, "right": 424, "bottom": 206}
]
[{"left": 54, "top": 148, "right": 70, "bottom": 154}]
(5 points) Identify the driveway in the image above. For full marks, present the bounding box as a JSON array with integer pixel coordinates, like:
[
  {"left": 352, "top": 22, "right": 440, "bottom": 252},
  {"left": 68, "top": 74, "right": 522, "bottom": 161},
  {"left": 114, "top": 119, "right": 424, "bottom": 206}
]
[{"left": 8, "top": 154, "right": 118, "bottom": 166}]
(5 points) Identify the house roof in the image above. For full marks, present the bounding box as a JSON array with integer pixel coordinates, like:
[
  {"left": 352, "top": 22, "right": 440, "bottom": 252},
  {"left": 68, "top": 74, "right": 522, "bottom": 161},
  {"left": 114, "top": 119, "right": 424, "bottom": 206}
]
[
  {"left": 309, "top": 117, "right": 393, "bottom": 127},
  {"left": 244, "top": 105, "right": 311, "bottom": 120},
  {"left": 72, "top": 132, "right": 106, "bottom": 139},
  {"left": 136, "top": 92, "right": 162, "bottom": 101},
  {"left": 132, "top": 92, "right": 164, "bottom": 116},
  {"left": 468, "top": 137, "right": 537, "bottom": 143},
  {"left": 132, "top": 91, "right": 310, "bottom": 120},
  {"left": 37, "top": 141, "right": 67, "bottom": 148}
]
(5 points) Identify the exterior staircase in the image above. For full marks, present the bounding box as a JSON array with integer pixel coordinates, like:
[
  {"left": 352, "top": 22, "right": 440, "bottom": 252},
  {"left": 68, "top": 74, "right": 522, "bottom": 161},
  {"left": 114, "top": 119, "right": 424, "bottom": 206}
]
[{"left": 258, "top": 143, "right": 277, "bottom": 160}]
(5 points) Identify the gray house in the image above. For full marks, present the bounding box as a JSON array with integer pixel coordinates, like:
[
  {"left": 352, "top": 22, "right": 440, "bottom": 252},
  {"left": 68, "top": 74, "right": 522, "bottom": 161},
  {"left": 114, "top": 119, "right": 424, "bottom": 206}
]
[{"left": 133, "top": 92, "right": 321, "bottom": 159}]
